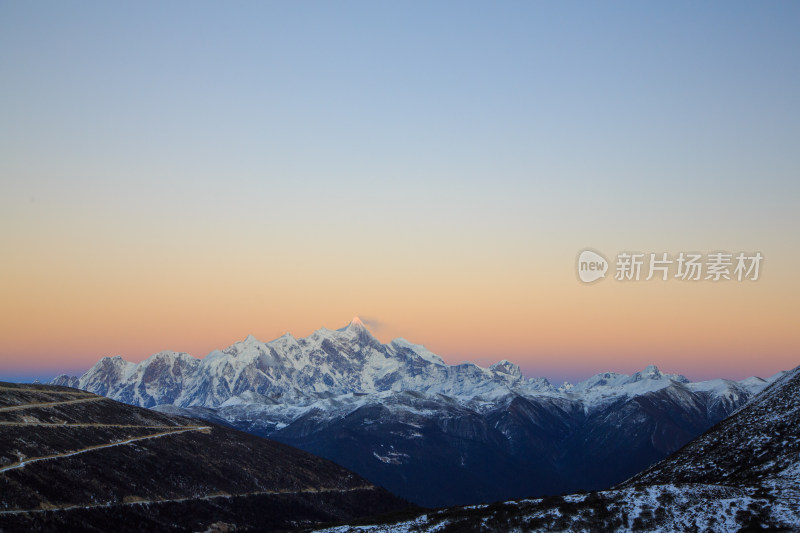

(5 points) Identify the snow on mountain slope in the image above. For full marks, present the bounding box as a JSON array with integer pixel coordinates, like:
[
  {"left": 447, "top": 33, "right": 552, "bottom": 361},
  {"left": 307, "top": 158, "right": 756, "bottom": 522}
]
[
  {"left": 570, "top": 364, "right": 688, "bottom": 392},
  {"left": 52, "top": 318, "right": 772, "bottom": 412},
  {"left": 624, "top": 364, "right": 800, "bottom": 489},
  {"left": 54, "top": 317, "right": 551, "bottom": 408},
  {"left": 312, "top": 365, "right": 800, "bottom": 532},
  {"left": 50, "top": 317, "right": 778, "bottom": 457}
]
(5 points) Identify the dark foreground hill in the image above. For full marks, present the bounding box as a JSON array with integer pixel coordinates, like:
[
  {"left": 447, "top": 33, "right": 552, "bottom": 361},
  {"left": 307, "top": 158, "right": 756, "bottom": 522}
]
[
  {"left": 0, "top": 382, "right": 410, "bottom": 533},
  {"left": 311, "top": 365, "right": 800, "bottom": 532}
]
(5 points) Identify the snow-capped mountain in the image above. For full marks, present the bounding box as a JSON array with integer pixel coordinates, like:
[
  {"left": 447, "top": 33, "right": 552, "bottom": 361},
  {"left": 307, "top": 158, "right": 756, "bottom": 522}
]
[
  {"left": 53, "top": 317, "right": 765, "bottom": 410},
  {"left": 52, "top": 318, "right": 780, "bottom": 507},
  {"left": 54, "top": 318, "right": 556, "bottom": 408},
  {"left": 317, "top": 365, "right": 800, "bottom": 531},
  {"left": 624, "top": 364, "right": 800, "bottom": 491}
]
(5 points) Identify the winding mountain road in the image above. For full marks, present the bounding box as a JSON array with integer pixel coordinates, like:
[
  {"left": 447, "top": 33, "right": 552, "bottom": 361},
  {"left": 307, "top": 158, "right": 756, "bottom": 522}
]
[
  {"left": 0, "top": 425, "right": 210, "bottom": 474},
  {"left": 0, "top": 391, "right": 209, "bottom": 476},
  {"left": 0, "top": 484, "right": 375, "bottom": 515},
  {"left": 0, "top": 396, "right": 106, "bottom": 412}
]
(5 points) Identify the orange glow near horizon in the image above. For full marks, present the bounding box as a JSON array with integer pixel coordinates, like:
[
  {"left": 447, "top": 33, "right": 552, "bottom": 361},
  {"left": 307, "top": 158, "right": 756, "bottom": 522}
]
[
  {"left": 2, "top": 3, "right": 799, "bottom": 384},
  {"left": 1, "top": 239, "right": 797, "bottom": 383}
]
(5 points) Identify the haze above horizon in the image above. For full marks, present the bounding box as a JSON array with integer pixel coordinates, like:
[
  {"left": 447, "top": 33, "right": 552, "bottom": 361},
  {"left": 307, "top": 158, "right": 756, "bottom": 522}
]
[{"left": 1, "top": 2, "right": 798, "bottom": 384}]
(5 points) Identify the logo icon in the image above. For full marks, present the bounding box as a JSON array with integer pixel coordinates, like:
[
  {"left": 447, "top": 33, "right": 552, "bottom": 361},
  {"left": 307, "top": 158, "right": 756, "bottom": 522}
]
[{"left": 577, "top": 249, "right": 608, "bottom": 283}]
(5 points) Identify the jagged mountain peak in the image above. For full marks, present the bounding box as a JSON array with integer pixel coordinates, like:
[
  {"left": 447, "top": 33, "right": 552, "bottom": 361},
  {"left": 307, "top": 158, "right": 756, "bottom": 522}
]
[
  {"left": 96, "top": 354, "right": 134, "bottom": 370},
  {"left": 563, "top": 366, "right": 692, "bottom": 397},
  {"left": 642, "top": 363, "right": 661, "bottom": 375},
  {"left": 94, "top": 354, "right": 128, "bottom": 367},
  {"left": 634, "top": 364, "right": 690, "bottom": 384},
  {"left": 54, "top": 320, "right": 774, "bottom": 415},
  {"left": 489, "top": 359, "right": 521, "bottom": 376},
  {"left": 147, "top": 350, "right": 195, "bottom": 361},
  {"left": 337, "top": 316, "right": 370, "bottom": 333},
  {"left": 559, "top": 381, "right": 574, "bottom": 392},
  {"left": 336, "top": 316, "right": 367, "bottom": 331},
  {"left": 330, "top": 316, "right": 380, "bottom": 348},
  {"left": 627, "top": 364, "right": 665, "bottom": 382},
  {"left": 621, "top": 364, "right": 800, "bottom": 491}
]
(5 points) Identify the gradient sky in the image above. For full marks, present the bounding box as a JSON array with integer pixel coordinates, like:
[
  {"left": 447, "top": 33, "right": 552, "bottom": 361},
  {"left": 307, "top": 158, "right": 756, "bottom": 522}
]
[{"left": 1, "top": 1, "right": 798, "bottom": 385}]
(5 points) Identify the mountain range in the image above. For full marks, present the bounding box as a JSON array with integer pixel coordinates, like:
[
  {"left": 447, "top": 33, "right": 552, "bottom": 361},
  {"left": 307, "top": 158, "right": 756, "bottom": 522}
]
[
  {"left": 53, "top": 318, "right": 780, "bottom": 507},
  {"left": 311, "top": 364, "right": 800, "bottom": 532}
]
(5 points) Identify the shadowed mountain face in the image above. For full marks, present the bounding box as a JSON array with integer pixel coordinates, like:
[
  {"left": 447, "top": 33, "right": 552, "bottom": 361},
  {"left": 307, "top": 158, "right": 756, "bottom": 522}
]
[
  {"left": 52, "top": 320, "right": 777, "bottom": 507},
  {"left": 269, "top": 383, "right": 748, "bottom": 507},
  {"left": 0, "top": 382, "right": 411, "bottom": 533},
  {"left": 310, "top": 365, "right": 800, "bottom": 532},
  {"left": 622, "top": 363, "right": 800, "bottom": 490}
]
